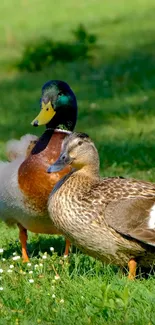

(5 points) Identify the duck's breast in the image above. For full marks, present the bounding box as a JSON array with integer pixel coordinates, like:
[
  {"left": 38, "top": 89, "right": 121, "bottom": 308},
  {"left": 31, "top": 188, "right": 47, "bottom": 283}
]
[{"left": 18, "top": 130, "right": 71, "bottom": 215}]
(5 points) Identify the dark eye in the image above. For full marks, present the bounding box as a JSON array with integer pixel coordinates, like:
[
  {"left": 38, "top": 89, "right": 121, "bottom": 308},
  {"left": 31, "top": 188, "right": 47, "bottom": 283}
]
[
  {"left": 57, "top": 92, "right": 63, "bottom": 98},
  {"left": 46, "top": 108, "right": 49, "bottom": 111},
  {"left": 78, "top": 141, "right": 83, "bottom": 146}
]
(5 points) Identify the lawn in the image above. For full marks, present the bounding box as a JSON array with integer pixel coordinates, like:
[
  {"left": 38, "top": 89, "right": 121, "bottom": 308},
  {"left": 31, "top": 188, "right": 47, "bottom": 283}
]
[{"left": 1, "top": 0, "right": 155, "bottom": 324}]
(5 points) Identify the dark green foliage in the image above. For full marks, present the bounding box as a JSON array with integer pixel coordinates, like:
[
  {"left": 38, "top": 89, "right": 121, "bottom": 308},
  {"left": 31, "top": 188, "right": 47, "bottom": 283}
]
[
  {"left": 17, "top": 25, "right": 97, "bottom": 71},
  {"left": 18, "top": 39, "right": 54, "bottom": 72}
]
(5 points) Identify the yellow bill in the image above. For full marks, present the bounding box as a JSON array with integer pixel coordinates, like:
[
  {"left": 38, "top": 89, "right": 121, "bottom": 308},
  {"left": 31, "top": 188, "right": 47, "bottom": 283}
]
[{"left": 31, "top": 101, "right": 56, "bottom": 126}]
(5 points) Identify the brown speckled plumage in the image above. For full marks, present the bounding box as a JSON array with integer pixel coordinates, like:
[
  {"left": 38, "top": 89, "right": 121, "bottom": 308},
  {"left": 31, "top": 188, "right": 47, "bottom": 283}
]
[{"left": 48, "top": 133, "right": 155, "bottom": 276}]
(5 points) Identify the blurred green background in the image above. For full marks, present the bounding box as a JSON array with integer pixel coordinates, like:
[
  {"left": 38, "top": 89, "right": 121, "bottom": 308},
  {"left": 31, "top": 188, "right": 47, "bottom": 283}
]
[{"left": 1, "top": 1, "right": 155, "bottom": 324}]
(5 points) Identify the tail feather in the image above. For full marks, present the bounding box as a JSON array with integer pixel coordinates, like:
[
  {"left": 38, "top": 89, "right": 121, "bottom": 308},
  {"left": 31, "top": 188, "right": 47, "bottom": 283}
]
[
  {"left": 0, "top": 161, "right": 9, "bottom": 172},
  {"left": 6, "top": 134, "right": 38, "bottom": 161}
]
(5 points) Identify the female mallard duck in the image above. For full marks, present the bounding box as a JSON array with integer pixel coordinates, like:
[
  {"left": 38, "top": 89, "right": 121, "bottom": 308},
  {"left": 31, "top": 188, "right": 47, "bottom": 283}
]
[
  {"left": 0, "top": 80, "right": 77, "bottom": 262},
  {"left": 48, "top": 132, "right": 155, "bottom": 279}
]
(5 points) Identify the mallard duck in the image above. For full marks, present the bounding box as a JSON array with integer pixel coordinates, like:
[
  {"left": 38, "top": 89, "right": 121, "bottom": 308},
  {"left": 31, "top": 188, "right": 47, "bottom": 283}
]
[
  {"left": 0, "top": 80, "right": 77, "bottom": 261},
  {"left": 48, "top": 132, "right": 155, "bottom": 279}
]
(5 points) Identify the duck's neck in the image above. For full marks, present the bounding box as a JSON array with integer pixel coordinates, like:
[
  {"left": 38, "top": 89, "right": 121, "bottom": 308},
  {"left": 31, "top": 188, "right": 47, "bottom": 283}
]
[
  {"left": 31, "top": 128, "right": 54, "bottom": 154},
  {"left": 75, "top": 165, "right": 100, "bottom": 180}
]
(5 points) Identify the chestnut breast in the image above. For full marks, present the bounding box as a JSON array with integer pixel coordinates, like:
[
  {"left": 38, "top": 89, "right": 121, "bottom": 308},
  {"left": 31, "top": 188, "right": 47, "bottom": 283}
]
[{"left": 18, "top": 130, "right": 71, "bottom": 214}]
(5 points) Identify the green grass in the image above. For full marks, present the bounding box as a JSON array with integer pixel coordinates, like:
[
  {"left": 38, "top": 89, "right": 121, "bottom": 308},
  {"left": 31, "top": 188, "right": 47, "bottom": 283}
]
[{"left": 1, "top": 0, "right": 155, "bottom": 324}]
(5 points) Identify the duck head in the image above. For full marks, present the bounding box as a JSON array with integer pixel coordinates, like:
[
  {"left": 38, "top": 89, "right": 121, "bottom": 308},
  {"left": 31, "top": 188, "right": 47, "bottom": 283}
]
[
  {"left": 31, "top": 80, "right": 78, "bottom": 131},
  {"left": 47, "top": 132, "right": 100, "bottom": 173}
]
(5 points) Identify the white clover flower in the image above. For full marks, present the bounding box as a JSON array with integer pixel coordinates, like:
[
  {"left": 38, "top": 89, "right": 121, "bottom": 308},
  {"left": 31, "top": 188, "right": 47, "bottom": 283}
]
[
  {"left": 54, "top": 274, "right": 60, "bottom": 280},
  {"left": 12, "top": 256, "right": 20, "bottom": 261},
  {"left": 63, "top": 255, "right": 68, "bottom": 259},
  {"left": 0, "top": 287, "right": 3, "bottom": 291},
  {"left": 29, "top": 271, "right": 33, "bottom": 274},
  {"left": 2, "top": 258, "right": 6, "bottom": 262},
  {"left": 39, "top": 263, "right": 43, "bottom": 267},
  {"left": 10, "top": 265, "right": 14, "bottom": 269},
  {"left": 7, "top": 269, "right": 13, "bottom": 273},
  {"left": 34, "top": 264, "right": 39, "bottom": 268},
  {"left": 27, "top": 263, "right": 31, "bottom": 267},
  {"left": 52, "top": 294, "right": 56, "bottom": 298},
  {"left": 29, "top": 279, "right": 34, "bottom": 283},
  {"left": 13, "top": 252, "right": 16, "bottom": 256},
  {"left": 0, "top": 248, "right": 4, "bottom": 254},
  {"left": 0, "top": 269, "right": 3, "bottom": 273},
  {"left": 50, "top": 247, "right": 54, "bottom": 252},
  {"left": 60, "top": 299, "right": 64, "bottom": 304},
  {"left": 42, "top": 255, "right": 47, "bottom": 260}
]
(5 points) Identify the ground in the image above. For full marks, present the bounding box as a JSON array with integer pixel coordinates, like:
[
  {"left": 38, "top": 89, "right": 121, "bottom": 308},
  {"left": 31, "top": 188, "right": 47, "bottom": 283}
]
[{"left": 0, "top": 0, "right": 155, "bottom": 324}]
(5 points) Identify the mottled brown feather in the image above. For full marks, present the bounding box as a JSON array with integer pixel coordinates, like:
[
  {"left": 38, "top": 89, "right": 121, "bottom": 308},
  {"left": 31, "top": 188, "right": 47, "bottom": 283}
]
[{"left": 48, "top": 134, "right": 155, "bottom": 270}]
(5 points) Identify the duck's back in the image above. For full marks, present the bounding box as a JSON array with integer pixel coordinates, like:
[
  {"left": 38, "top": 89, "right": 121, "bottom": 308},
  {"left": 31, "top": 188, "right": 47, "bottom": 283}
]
[{"left": 18, "top": 129, "right": 71, "bottom": 215}]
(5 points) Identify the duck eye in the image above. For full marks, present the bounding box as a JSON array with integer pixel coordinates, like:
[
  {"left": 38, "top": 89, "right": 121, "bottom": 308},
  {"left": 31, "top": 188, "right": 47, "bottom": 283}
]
[
  {"left": 57, "top": 92, "right": 63, "bottom": 98},
  {"left": 78, "top": 141, "right": 83, "bottom": 146},
  {"left": 46, "top": 108, "right": 49, "bottom": 111}
]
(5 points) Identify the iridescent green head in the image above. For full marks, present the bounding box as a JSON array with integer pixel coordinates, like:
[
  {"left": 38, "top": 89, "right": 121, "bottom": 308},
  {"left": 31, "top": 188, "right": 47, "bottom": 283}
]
[{"left": 31, "top": 80, "right": 78, "bottom": 131}]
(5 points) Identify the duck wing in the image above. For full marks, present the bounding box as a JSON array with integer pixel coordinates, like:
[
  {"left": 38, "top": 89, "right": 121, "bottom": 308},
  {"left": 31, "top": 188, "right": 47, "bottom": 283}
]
[
  {"left": 105, "top": 197, "right": 155, "bottom": 245},
  {"left": 102, "top": 178, "right": 155, "bottom": 246}
]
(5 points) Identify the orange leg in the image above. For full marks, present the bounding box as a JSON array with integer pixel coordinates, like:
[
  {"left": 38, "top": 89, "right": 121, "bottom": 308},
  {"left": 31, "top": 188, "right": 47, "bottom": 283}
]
[
  {"left": 128, "top": 258, "right": 137, "bottom": 280},
  {"left": 64, "top": 239, "right": 71, "bottom": 256},
  {"left": 18, "top": 224, "right": 29, "bottom": 262}
]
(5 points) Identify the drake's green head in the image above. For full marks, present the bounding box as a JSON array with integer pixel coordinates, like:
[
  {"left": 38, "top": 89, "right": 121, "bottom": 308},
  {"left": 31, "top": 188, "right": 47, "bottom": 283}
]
[{"left": 31, "top": 80, "right": 78, "bottom": 131}]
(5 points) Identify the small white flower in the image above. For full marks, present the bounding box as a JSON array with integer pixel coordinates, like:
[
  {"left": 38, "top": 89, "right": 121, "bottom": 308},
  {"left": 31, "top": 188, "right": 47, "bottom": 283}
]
[
  {"left": 50, "top": 247, "right": 54, "bottom": 252},
  {"left": 10, "top": 265, "right": 14, "bottom": 269},
  {"left": 52, "top": 294, "right": 56, "bottom": 298},
  {"left": 34, "top": 264, "right": 39, "bottom": 268},
  {"left": 7, "top": 269, "right": 13, "bottom": 273},
  {"left": 42, "top": 255, "right": 47, "bottom": 260},
  {"left": 0, "top": 287, "right": 3, "bottom": 291},
  {"left": 27, "top": 263, "right": 31, "bottom": 267},
  {"left": 2, "top": 258, "right": 6, "bottom": 262},
  {"left": 0, "top": 269, "right": 3, "bottom": 273},
  {"left": 29, "top": 279, "right": 34, "bottom": 283},
  {"left": 39, "top": 263, "right": 43, "bottom": 267},
  {"left": 29, "top": 271, "right": 33, "bottom": 274},
  {"left": 54, "top": 274, "right": 60, "bottom": 280},
  {"left": 13, "top": 252, "right": 16, "bottom": 256},
  {"left": 63, "top": 255, "right": 68, "bottom": 259},
  {"left": 12, "top": 256, "right": 20, "bottom": 261},
  {"left": 0, "top": 248, "right": 4, "bottom": 254},
  {"left": 60, "top": 299, "right": 64, "bottom": 304}
]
